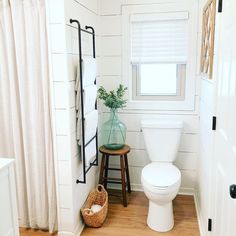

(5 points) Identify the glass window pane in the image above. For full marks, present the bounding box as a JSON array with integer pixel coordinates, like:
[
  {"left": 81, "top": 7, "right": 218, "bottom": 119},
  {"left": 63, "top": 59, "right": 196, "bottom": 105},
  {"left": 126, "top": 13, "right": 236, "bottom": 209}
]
[{"left": 139, "top": 64, "right": 177, "bottom": 95}]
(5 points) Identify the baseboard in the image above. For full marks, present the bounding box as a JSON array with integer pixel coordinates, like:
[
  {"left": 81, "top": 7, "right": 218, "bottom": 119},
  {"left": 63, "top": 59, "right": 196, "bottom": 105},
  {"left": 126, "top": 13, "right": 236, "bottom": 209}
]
[
  {"left": 194, "top": 192, "right": 207, "bottom": 236},
  {"left": 74, "top": 220, "right": 85, "bottom": 236},
  {"left": 131, "top": 183, "right": 143, "bottom": 191},
  {"left": 179, "top": 187, "right": 195, "bottom": 195},
  {"left": 58, "top": 220, "right": 85, "bottom": 236},
  {"left": 108, "top": 183, "right": 143, "bottom": 192},
  {"left": 109, "top": 183, "right": 195, "bottom": 196},
  {"left": 58, "top": 232, "right": 74, "bottom": 236}
]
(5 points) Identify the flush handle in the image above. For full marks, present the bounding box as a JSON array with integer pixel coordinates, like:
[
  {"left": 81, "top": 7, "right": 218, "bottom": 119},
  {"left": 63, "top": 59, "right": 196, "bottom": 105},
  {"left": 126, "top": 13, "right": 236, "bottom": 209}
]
[{"left": 230, "top": 184, "right": 236, "bottom": 199}]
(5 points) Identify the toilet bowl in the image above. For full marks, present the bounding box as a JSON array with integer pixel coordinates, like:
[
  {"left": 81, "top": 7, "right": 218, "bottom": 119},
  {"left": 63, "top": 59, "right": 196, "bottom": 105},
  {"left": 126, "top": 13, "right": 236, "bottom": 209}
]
[
  {"left": 141, "top": 163, "right": 181, "bottom": 232},
  {"left": 141, "top": 120, "right": 183, "bottom": 232}
]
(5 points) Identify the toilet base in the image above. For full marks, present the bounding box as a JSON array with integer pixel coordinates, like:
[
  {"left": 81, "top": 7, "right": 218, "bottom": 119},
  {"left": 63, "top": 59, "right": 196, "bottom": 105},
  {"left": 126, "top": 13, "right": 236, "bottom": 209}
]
[{"left": 147, "top": 201, "right": 174, "bottom": 232}]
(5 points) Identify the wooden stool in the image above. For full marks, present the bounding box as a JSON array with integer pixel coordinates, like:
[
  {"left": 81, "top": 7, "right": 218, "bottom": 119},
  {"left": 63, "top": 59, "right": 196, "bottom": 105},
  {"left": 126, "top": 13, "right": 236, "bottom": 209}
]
[{"left": 99, "top": 145, "right": 131, "bottom": 207}]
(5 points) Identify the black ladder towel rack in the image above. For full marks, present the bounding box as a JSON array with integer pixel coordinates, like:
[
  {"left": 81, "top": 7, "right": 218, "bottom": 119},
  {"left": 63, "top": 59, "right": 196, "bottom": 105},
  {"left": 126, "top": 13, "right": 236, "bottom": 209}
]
[{"left": 69, "top": 19, "right": 98, "bottom": 184}]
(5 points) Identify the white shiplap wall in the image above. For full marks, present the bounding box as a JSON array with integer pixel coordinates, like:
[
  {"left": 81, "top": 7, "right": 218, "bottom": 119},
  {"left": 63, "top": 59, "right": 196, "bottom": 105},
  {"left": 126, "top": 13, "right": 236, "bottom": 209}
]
[
  {"left": 47, "top": 0, "right": 100, "bottom": 235},
  {"left": 195, "top": 0, "right": 219, "bottom": 235},
  {"left": 98, "top": 0, "right": 200, "bottom": 194}
]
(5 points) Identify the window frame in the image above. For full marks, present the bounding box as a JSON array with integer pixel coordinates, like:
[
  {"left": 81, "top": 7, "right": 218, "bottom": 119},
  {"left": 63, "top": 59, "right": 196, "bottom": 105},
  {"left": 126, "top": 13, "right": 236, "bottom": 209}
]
[{"left": 122, "top": 1, "right": 199, "bottom": 111}]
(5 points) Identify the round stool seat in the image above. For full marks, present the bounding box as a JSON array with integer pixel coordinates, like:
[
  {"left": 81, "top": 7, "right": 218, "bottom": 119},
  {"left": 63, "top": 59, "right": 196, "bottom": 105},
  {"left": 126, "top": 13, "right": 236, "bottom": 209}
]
[{"left": 99, "top": 145, "right": 130, "bottom": 156}]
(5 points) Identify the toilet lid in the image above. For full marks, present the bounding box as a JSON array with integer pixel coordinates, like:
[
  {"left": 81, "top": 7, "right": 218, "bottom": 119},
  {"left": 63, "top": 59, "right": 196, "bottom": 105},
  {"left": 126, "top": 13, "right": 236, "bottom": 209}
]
[{"left": 142, "top": 163, "right": 181, "bottom": 187}]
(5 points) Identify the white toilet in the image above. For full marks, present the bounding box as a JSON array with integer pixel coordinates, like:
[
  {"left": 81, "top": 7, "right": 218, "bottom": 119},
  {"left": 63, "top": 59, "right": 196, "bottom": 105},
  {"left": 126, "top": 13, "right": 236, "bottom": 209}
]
[{"left": 141, "top": 119, "right": 183, "bottom": 232}]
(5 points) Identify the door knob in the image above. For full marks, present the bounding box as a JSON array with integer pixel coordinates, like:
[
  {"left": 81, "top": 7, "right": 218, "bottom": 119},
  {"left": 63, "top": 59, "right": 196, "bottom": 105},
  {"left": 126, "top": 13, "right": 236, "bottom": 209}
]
[{"left": 230, "top": 184, "right": 236, "bottom": 199}]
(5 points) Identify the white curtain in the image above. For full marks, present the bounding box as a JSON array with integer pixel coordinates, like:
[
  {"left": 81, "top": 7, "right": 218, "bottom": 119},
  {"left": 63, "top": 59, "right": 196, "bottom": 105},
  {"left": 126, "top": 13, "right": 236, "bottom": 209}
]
[{"left": 0, "top": 0, "right": 57, "bottom": 233}]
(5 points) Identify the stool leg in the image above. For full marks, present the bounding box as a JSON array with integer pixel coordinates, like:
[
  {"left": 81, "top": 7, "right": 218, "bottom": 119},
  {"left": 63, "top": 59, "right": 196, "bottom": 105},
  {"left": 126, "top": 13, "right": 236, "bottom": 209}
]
[
  {"left": 120, "top": 155, "right": 127, "bottom": 207},
  {"left": 99, "top": 154, "right": 106, "bottom": 185},
  {"left": 104, "top": 155, "right": 109, "bottom": 190},
  {"left": 124, "top": 154, "right": 131, "bottom": 193}
]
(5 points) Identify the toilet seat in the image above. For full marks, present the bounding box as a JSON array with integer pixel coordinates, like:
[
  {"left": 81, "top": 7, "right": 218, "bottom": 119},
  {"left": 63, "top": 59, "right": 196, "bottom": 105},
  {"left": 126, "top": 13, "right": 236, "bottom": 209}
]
[{"left": 141, "top": 163, "right": 181, "bottom": 193}]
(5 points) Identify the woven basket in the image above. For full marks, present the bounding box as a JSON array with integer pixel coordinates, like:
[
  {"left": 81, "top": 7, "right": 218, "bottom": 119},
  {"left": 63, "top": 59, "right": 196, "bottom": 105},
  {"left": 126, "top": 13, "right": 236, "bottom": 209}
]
[{"left": 81, "top": 184, "right": 108, "bottom": 228}]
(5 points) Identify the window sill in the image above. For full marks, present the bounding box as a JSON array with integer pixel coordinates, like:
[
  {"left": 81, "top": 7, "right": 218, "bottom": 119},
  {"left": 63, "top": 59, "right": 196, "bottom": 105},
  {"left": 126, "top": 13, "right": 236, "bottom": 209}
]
[{"left": 124, "top": 96, "right": 196, "bottom": 111}]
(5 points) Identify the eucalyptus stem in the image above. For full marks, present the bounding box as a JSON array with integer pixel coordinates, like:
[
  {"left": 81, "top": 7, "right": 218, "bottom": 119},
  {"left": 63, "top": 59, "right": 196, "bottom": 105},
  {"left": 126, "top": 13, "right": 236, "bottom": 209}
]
[{"left": 97, "top": 84, "right": 127, "bottom": 110}]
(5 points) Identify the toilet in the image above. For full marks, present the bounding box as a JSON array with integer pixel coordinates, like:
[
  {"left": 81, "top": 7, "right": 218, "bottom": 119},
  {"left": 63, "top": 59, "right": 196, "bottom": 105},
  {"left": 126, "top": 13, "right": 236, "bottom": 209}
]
[{"left": 141, "top": 119, "right": 183, "bottom": 232}]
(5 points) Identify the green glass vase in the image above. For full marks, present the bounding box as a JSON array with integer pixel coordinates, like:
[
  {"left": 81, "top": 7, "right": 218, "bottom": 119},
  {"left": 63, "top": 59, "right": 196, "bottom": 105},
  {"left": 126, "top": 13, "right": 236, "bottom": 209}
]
[{"left": 101, "top": 108, "right": 127, "bottom": 150}]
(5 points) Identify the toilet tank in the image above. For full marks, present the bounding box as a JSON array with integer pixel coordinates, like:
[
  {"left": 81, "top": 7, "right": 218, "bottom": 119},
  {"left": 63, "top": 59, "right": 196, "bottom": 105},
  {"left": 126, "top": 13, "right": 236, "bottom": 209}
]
[{"left": 141, "top": 120, "right": 183, "bottom": 163}]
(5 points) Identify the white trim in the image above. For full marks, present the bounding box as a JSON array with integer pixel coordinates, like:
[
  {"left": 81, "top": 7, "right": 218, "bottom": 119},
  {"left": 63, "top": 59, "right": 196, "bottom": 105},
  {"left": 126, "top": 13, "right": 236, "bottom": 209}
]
[
  {"left": 179, "top": 187, "right": 195, "bottom": 195},
  {"left": 108, "top": 183, "right": 143, "bottom": 191},
  {"left": 194, "top": 192, "right": 207, "bottom": 236},
  {"left": 130, "top": 11, "right": 189, "bottom": 22},
  {"left": 122, "top": 1, "right": 199, "bottom": 111},
  {"left": 131, "top": 183, "right": 143, "bottom": 191},
  {"left": 58, "top": 232, "right": 75, "bottom": 236},
  {"left": 109, "top": 183, "right": 195, "bottom": 196},
  {"left": 75, "top": 220, "right": 85, "bottom": 236},
  {"left": 58, "top": 220, "right": 85, "bottom": 236}
]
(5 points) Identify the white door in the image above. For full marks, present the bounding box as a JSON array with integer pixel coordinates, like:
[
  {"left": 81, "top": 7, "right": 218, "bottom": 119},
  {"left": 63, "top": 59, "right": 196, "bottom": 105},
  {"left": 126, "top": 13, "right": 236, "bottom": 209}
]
[{"left": 213, "top": 0, "right": 236, "bottom": 235}]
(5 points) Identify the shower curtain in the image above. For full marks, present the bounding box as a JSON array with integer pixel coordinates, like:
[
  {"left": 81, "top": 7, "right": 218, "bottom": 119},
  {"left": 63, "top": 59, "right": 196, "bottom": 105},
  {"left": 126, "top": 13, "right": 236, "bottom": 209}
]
[{"left": 0, "top": 0, "right": 57, "bottom": 233}]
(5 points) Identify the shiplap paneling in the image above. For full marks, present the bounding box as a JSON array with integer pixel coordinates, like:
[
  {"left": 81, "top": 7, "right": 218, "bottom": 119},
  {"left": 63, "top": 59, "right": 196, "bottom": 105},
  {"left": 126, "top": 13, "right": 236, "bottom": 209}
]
[
  {"left": 48, "top": 0, "right": 65, "bottom": 23},
  {"left": 100, "top": 16, "right": 122, "bottom": 35},
  {"left": 100, "top": 57, "right": 122, "bottom": 76},
  {"left": 106, "top": 164, "right": 196, "bottom": 190},
  {"left": 53, "top": 82, "right": 69, "bottom": 109},
  {"left": 102, "top": 112, "right": 199, "bottom": 133},
  {"left": 101, "top": 36, "right": 122, "bottom": 56},
  {"left": 51, "top": 54, "right": 68, "bottom": 82},
  {"left": 74, "top": 0, "right": 99, "bottom": 14},
  {"left": 108, "top": 148, "right": 197, "bottom": 170},
  {"left": 49, "top": 24, "right": 67, "bottom": 53},
  {"left": 124, "top": 0, "right": 188, "bottom": 5},
  {"left": 100, "top": 0, "right": 123, "bottom": 15},
  {"left": 64, "top": 1, "right": 99, "bottom": 30},
  {"left": 97, "top": 76, "right": 122, "bottom": 90}
]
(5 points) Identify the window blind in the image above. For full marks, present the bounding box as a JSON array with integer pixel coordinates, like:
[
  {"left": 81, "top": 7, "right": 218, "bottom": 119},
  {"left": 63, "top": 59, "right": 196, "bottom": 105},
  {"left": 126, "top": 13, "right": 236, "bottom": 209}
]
[{"left": 131, "top": 12, "right": 189, "bottom": 64}]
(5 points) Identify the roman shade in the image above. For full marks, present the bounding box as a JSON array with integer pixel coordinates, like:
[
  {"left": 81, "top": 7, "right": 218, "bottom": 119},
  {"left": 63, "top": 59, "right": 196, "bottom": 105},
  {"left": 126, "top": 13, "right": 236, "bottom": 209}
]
[{"left": 131, "top": 12, "right": 189, "bottom": 64}]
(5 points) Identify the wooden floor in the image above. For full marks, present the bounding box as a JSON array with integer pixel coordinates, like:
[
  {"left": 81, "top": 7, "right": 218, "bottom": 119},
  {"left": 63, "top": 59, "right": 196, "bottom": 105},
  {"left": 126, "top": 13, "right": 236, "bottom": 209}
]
[
  {"left": 82, "top": 190, "right": 200, "bottom": 236},
  {"left": 20, "top": 191, "right": 200, "bottom": 236},
  {"left": 20, "top": 228, "right": 56, "bottom": 236}
]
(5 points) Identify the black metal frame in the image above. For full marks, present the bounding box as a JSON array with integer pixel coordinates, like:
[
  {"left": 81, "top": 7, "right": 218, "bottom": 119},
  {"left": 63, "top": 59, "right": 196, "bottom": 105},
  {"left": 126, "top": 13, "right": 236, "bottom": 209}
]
[{"left": 69, "top": 19, "right": 98, "bottom": 184}]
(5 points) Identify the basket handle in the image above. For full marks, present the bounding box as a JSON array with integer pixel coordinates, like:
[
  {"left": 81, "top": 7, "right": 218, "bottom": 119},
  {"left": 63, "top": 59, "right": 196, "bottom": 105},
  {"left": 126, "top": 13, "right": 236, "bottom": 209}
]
[
  {"left": 96, "top": 184, "right": 106, "bottom": 193},
  {"left": 83, "top": 208, "right": 94, "bottom": 215}
]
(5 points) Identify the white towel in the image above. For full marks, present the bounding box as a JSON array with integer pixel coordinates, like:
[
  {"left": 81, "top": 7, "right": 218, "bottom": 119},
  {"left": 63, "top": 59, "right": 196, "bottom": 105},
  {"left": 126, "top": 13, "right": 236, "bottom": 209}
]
[
  {"left": 76, "top": 110, "right": 98, "bottom": 144},
  {"left": 75, "top": 57, "right": 96, "bottom": 90},
  {"left": 85, "top": 139, "right": 97, "bottom": 167},
  {"left": 76, "top": 84, "right": 97, "bottom": 114},
  {"left": 84, "top": 85, "right": 97, "bottom": 114}
]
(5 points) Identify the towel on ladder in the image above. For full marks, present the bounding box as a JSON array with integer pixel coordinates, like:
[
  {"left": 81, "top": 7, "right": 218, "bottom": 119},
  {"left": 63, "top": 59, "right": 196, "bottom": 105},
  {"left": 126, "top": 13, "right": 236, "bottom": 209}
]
[
  {"left": 85, "top": 139, "right": 97, "bottom": 167},
  {"left": 75, "top": 56, "right": 97, "bottom": 166},
  {"left": 75, "top": 84, "right": 97, "bottom": 115},
  {"left": 76, "top": 109, "right": 98, "bottom": 144},
  {"left": 75, "top": 57, "right": 96, "bottom": 89}
]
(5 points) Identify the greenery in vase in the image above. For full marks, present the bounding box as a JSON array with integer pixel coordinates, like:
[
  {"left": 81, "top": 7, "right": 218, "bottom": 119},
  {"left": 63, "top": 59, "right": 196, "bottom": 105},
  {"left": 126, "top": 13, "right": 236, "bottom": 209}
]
[{"left": 97, "top": 84, "right": 128, "bottom": 109}]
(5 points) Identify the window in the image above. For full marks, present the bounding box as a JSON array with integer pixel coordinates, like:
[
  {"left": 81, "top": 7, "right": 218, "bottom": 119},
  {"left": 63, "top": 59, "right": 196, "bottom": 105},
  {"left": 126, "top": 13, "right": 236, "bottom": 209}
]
[
  {"left": 131, "top": 12, "right": 188, "bottom": 100},
  {"left": 122, "top": 3, "right": 198, "bottom": 110},
  {"left": 133, "top": 64, "right": 186, "bottom": 100}
]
